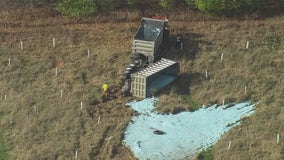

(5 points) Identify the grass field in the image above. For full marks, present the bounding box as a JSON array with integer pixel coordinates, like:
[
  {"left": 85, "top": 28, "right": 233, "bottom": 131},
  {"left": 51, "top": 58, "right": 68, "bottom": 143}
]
[{"left": 0, "top": 7, "right": 283, "bottom": 159}]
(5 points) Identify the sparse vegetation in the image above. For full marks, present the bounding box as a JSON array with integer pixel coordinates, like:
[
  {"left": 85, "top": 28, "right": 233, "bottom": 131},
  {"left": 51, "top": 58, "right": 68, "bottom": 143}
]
[
  {"left": 197, "top": 146, "right": 214, "bottom": 160},
  {"left": 192, "top": 0, "right": 259, "bottom": 15},
  {"left": 56, "top": 0, "right": 96, "bottom": 17},
  {"left": 55, "top": 0, "right": 284, "bottom": 17}
]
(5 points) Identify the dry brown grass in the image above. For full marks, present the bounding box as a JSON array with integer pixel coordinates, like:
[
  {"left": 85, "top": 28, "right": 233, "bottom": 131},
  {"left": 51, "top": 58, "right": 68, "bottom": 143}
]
[
  {"left": 0, "top": 7, "right": 283, "bottom": 160},
  {"left": 158, "top": 10, "right": 284, "bottom": 160}
]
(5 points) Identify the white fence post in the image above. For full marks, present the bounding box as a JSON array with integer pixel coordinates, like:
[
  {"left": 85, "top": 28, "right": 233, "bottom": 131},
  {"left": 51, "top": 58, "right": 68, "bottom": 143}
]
[
  {"left": 98, "top": 115, "right": 101, "bottom": 125},
  {"left": 53, "top": 38, "right": 56, "bottom": 48},
  {"left": 246, "top": 41, "right": 249, "bottom": 49},
  {"left": 75, "top": 149, "right": 78, "bottom": 160},
  {"left": 8, "top": 57, "right": 11, "bottom": 66},
  {"left": 34, "top": 106, "right": 39, "bottom": 115},
  {"left": 20, "top": 41, "right": 24, "bottom": 50},
  {"left": 87, "top": 49, "right": 90, "bottom": 58},
  {"left": 60, "top": 89, "right": 63, "bottom": 98},
  {"left": 277, "top": 134, "right": 280, "bottom": 144},
  {"left": 80, "top": 101, "right": 83, "bottom": 110},
  {"left": 245, "top": 85, "right": 247, "bottom": 95},
  {"left": 55, "top": 67, "right": 58, "bottom": 76},
  {"left": 227, "top": 141, "right": 232, "bottom": 150},
  {"left": 221, "top": 53, "right": 224, "bottom": 61},
  {"left": 205, "top": 70, "right": 208, "bottom": 79}
]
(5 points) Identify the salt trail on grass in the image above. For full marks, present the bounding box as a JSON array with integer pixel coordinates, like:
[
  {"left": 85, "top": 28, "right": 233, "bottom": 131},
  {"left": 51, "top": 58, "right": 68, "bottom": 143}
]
[{"left": 124, "top": 97, "right": 255, "bottom": 160}]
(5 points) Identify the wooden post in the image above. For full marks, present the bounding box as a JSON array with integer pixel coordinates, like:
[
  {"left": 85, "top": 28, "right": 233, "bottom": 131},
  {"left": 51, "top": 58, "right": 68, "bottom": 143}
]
[
  {"left": 53, "top": 38, "right": 56, "bottom": 48},
  {"left": 245, "top": 85, "right": 247, "bottom": 95},
  {"left": 55, "top": 67, "right": 58, "bottom": 76},
  {"left": 277, "top": 134, "right": 280, "bottom": 144},
  {"left": 227, "top": 141, "right": 232, "bottom": 150},
  {"left": 221, "top": 53, "right": 224, "bottom": 61},
  {"left": 8, "top": 57, "right": 11, "bottom": 66},
  {"left": 20, "top": 41, "right": 23, "bottom": 50},
  {"left": 246, "top": 41, "right": 249, "bottom": 49}
]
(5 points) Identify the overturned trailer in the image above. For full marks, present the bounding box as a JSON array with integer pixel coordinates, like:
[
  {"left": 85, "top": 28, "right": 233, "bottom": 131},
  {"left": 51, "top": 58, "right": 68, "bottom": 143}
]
[{"left": 131, "top": 58, "right": 179, "bottom": 98}]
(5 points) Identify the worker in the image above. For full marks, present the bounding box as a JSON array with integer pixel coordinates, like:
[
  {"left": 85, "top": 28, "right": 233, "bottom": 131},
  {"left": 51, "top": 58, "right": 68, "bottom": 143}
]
[
  {"left": 163, "top": 22, "right": 170, "bottom": 44},
  {"left": 102, "top": 82, "right": 109, "bottom": 101},
  {"left": 176, "top": 35, "right": 182, "bottom": 50}
]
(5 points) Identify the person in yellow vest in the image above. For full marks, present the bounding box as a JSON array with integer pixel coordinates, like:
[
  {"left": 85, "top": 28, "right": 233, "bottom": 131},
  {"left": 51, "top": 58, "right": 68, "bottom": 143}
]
[{"left": 102, "top": 82, "right": 109, "bottom": 101}]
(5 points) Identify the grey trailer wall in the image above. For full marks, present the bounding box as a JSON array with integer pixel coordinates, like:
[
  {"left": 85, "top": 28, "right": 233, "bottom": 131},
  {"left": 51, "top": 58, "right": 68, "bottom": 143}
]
[{"left": 131, "top": 59, "right": 179, "bottom": 98}]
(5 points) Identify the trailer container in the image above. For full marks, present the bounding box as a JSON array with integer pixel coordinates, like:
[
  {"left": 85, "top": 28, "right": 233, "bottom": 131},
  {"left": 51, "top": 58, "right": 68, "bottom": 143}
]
[{"left": 130, "top": 58, "right": 179, "bottom": 98}]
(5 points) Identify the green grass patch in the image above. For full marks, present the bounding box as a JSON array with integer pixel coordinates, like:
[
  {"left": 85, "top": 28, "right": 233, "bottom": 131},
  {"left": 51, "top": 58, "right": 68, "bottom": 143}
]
[
  {"left": 0, "top": 133, "right": 8, "bottom": 160},
  {"left": 197, "top": 146, "right": 214, "bottom": 160},
  {"left": 181, "top": 94, "right": 200, "bottom": 112},
  {"left": 266, "top": 34, "right": 281, "bottom": 50}
]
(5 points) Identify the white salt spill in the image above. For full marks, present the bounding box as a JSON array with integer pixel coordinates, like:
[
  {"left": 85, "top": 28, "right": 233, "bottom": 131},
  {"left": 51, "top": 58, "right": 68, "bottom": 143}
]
[{"left": 124, "top": 97, "right": 255, "bottom": 160}]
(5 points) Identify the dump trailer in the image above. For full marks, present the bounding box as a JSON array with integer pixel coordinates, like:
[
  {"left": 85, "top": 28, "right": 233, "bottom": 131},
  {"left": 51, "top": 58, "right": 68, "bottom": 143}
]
[
  {"left": 132, "top": 17, "right": 169, "bottom": 64},
  {"left": 121, "top": 17, "right": 178, "bottom": 98},
  {"left": 131, "top": 58, "right": 179, "bottom": 98}
]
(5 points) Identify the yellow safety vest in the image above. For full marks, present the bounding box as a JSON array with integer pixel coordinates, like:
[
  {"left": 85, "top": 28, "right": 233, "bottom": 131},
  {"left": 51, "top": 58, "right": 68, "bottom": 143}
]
[{"left": 102, "top": 84, "right": 108, "bottom": 92}]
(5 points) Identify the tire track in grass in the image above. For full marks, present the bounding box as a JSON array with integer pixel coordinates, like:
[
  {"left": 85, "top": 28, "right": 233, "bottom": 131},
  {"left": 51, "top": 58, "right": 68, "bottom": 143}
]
[{"left": 90, "top": 125, "right": 112, "bottom": 159}]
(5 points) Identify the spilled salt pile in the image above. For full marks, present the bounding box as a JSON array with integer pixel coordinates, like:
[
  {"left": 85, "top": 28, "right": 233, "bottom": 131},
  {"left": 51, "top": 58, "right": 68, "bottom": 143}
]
[{"left": 124, "top": 97, "right": 255, "bottom": 160}]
